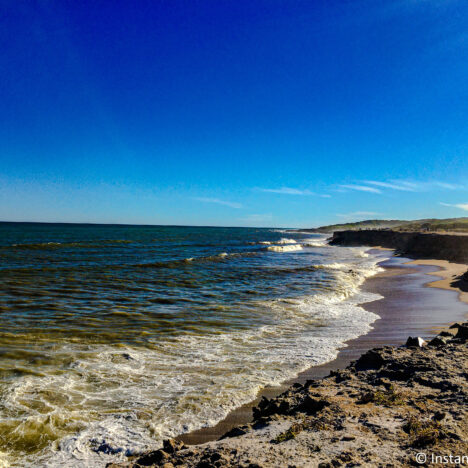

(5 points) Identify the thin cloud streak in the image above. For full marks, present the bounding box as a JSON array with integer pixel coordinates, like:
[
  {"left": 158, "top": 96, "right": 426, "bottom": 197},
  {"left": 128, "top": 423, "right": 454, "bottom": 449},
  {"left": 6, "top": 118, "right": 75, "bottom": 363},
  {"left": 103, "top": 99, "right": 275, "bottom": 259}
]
[
  {"left": 440, "top": 202, "right": 468, "bottom": 211},
  {"left": 339, "top": 184, "right": 382, "bottom": 194},
  {"left": 257, "top": 187, "right": 316, "bottom": 196},
  {"left": 193, "top": 197, "right": 243, "bottom": 209},
  {"left": 365, "top": 180, "right": 417, "bottom": 192},
  {"left": 365, "top": 180, "right": 466, "bottom": 193}
]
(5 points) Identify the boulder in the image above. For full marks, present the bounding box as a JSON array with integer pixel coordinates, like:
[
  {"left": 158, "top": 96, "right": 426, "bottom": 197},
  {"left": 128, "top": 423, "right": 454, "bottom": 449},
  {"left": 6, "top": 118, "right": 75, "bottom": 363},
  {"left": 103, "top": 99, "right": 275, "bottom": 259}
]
[
  {"left": 455, "top": 324, "right": 468, "bottom": 340},
  {"left": 135, "top": 449, "right": 169, "bottom": 466},
  {"left": 406, "top": 336, "right": 427, "bottom": 348},
  {"left": 298, "top": 396, "right": 330, "bottom": 415},
  {"left": 219, "top": 426, "right": 248, "bottom": 439},
  {"left": 163, "top": 438, "right": 185, "bottom": 454},
  {"left": 354, "top": 349, "right": 386, "bottom": 370},
  {"left": 429, "top": 336, "right": 450, "bottom": 347}
]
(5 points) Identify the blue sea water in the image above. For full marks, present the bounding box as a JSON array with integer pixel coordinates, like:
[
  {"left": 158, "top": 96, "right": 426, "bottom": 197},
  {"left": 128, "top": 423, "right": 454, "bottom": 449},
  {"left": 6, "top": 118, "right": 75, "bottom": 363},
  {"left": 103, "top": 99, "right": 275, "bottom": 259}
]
[{"left": 0, "top": 223, "right": 385, "bottom": 467}]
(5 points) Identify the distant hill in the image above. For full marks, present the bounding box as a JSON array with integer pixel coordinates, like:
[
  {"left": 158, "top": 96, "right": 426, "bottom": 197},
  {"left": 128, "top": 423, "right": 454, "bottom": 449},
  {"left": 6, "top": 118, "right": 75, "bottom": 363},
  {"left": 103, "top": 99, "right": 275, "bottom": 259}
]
[
  {"left": 307, "top": 219, "right": 409, "bottom": 233},
  {"left": 308, "top": 217, "right": 468, "bottom": 233}
]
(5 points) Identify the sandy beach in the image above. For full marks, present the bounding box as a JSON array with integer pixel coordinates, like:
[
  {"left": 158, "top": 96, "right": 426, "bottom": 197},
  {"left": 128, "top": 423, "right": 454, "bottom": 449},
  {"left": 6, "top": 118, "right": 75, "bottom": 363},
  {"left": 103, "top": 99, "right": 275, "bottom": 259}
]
[{"left": 407, "top": 259, "right": 468, "bottom": 305}]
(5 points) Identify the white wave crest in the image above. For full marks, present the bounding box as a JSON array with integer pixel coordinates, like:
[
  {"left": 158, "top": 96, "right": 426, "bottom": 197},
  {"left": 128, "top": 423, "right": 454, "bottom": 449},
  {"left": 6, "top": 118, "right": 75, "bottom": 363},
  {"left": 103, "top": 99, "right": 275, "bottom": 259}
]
[
  {"left": 267, "top": 244, "right": 303, "bottom": 252},
  {"left": 277, "top": 238, "right": 297, "bottom": 244}
]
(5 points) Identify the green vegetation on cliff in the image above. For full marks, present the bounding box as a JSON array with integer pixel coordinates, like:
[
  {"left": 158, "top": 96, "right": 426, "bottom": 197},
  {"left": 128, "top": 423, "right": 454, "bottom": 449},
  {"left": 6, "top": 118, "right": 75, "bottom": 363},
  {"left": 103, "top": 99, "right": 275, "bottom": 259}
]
[{"left": 310, "top": 217, "right": 468, "bottom": 233}]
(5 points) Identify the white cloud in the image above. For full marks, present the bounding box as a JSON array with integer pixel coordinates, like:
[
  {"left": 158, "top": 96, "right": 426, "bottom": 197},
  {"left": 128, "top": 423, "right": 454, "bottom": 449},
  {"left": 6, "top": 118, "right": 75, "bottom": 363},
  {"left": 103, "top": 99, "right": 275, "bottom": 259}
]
[
  {"left": 257, "top": 187, "right": 316, "bottom": 196},
  {"left": 345, "top": 180, "right": 467, "bottom": 195},
  {"left": 434, "top": 182, "right": 464, "bottom": 190},
  {"left": 193, "top": 197, "right": 242, "bottom": 209},
  {"left": 439, "top": 202, "right": 468, "bottom": 211},
  {"left": 365, "top": 180, "right": 417, "bottom": 192},
  {"left": 339, "top": 184, "right": 382, "bottom": 194}
]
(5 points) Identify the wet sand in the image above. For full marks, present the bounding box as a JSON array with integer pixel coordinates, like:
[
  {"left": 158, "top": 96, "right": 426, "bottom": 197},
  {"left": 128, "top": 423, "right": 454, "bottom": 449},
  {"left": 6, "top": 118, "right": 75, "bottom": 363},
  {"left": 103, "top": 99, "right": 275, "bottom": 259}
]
[{"left": 178, "top": 250, "right": 468, "bottom": 445}]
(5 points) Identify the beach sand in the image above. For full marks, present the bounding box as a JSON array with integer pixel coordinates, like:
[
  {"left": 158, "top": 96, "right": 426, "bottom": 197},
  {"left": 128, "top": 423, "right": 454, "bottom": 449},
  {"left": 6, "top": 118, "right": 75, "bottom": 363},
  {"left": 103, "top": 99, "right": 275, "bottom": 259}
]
[
  {"left": 407, "top": 259, "right": 468, "bottom": 304},
  {"left": 178, "top": 250, "right": 468, "bottom": 445}
]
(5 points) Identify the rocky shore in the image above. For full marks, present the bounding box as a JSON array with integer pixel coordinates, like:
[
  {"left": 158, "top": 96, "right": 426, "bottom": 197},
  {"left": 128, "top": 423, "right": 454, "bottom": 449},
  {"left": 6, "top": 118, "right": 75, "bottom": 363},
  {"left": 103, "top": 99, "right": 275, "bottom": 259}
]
[{"left": 109, "top": 322, "right": 468, "bottom": 468}]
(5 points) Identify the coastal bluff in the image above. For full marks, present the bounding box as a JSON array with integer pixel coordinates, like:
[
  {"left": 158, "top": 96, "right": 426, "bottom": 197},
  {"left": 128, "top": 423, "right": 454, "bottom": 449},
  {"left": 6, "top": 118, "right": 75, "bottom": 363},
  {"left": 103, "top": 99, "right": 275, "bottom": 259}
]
[{"left": 330, "top": 230, "right": 468, "bottom": 263}]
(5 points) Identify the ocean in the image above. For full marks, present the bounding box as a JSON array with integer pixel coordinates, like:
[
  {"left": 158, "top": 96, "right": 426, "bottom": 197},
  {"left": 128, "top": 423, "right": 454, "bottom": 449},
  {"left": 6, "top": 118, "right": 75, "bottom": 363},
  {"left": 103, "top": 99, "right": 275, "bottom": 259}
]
[{"left": 0, "top": 223, "right": 386, "bottom": 467}]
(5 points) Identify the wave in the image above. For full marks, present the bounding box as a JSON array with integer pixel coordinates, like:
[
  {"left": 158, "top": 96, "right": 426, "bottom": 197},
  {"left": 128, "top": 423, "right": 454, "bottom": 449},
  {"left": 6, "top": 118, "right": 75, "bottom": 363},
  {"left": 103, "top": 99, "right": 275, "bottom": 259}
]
[
  {"left": 301, "top": 241, "right": 328, "bottom": 248},
  {"left": 0, "top": 232, "right": 391, "bottom": 467},
  {"left": 266, "top": 244, "right": 303, "bottom": 252},
  {"left": 277, "top": 238, "right": 297, "bottom": 244},
  {"left": 12, "top": 250, "right": 385, "bottom": 467}
]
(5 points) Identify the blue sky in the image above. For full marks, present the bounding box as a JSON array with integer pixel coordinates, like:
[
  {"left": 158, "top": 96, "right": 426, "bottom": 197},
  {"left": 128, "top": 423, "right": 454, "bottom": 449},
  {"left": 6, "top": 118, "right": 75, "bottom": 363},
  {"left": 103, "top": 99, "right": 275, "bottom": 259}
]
[{"left": 1, "top": 0, "right": 467, "bottom": 227}]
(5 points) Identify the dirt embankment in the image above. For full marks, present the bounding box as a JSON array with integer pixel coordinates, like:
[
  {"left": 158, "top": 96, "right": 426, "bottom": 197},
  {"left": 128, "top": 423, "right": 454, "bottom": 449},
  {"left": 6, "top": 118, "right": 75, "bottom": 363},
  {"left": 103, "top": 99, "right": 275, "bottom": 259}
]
[{"left": 330, "top": 230, "right": 468, "bottom": 264}]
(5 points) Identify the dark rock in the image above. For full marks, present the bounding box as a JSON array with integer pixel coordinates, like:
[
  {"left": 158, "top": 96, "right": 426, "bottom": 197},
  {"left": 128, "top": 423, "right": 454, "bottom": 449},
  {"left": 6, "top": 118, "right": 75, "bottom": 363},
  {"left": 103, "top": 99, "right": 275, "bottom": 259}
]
[
  {"left": 209, "top": 452, "right": 230, "bottom": 464},
  {"left": 429, "top": 336, "right": 450, "bottom": 347},
  {"left": 439, "top": 330, "right": 456, "bottom": 337},
  {"left": 297, "top": 396, "right": 330, "bottom": 415},
  {"left": 433, "top": 411, "right": 446, "bottom": 421},
  {"left": 136, "top": 449, "right": 169, "bottom": 466},
  {"left": 196, "top": 462, "right": 213, "bottom": 468},
  {"left": 354, "top": 349, "right": 386, "bottom": 370},
  {"left": 219, "top": 426, "right": 248, "bottom": 439},
  {"left": 163, "top": 438, "right": 185, "bottom": 454},
  {"left": 455, "top": 324, "right": 468, "bottom": 340},
  {"left": 406, "top": 336, "right": 427, "bottom": 348}
]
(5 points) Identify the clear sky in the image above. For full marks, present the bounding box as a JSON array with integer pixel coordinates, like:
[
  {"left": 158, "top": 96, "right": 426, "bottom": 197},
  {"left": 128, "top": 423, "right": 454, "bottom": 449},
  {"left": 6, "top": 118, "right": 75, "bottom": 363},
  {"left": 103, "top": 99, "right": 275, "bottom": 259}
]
[{"left": 1, "top": 0, "right": 467, "bottom": 227}]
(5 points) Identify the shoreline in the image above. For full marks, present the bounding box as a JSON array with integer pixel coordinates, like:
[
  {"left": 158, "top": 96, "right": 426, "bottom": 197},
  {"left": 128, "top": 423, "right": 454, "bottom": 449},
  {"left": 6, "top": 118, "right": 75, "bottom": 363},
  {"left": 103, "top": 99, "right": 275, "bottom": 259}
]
[
  {"left": 177, "top": 249, "right": 468, "bottom": 446},
  {"left": 120, "top": 268, "right": 468, "bottom": 467}
]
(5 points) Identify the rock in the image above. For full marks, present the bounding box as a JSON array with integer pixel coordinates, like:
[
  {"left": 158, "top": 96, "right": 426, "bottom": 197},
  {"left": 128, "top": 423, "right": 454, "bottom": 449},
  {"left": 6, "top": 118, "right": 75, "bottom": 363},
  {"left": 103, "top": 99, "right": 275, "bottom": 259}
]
[
  {"left": 196, "top": 462, "right": 213, "bottom": 468},
  {"left": 429, "top": 336, "right": 450, "bottom": 347},
  {"left": 433, "top": 411, "right": 446, "bottom": 421},
  {"left": 455, "top": 324, "right": 468, "bottom": 340},
  {"left": 354, "top": 349, "right": 386, "bottom": 370},
  {"left": 298, "top": 396, "right": 330, "bottom": 414},
  {"left": 449, "top": 323, "right": 461, "bottom": 329},
  {"left": 440, "top": 330, "right": 457, "bottom": 337},
  {"left": 219, "top": 426, "right": 248, "bottom": 439},
  {"left": 135, "top": 449, "right": 169, "bottom": 466},
  {"left": 163, "top": 438, "right": 185, "bottom": 454},
  {"left": 162, "top": 464, "right": 175, "bottom": 468},
  {"left": 406, "top": 336, "right": 427, "bottom": 348}
]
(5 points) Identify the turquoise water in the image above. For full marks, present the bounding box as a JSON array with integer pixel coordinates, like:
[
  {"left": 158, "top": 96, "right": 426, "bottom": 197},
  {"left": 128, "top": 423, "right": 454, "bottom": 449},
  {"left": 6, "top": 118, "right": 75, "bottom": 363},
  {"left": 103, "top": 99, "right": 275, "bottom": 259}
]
[{"left": 0, "top": 223, "right": 385, "bottom": 467}]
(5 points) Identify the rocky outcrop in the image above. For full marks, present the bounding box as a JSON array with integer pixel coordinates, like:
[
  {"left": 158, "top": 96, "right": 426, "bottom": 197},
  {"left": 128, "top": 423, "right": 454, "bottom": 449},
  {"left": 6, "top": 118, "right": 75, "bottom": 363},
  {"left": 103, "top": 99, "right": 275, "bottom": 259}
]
[
  {"left": 111, "top": 323, "right": 468, "bottom": 468},
  {"left": 329, "top": 230, "right": 468, "bottom": 263}
]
